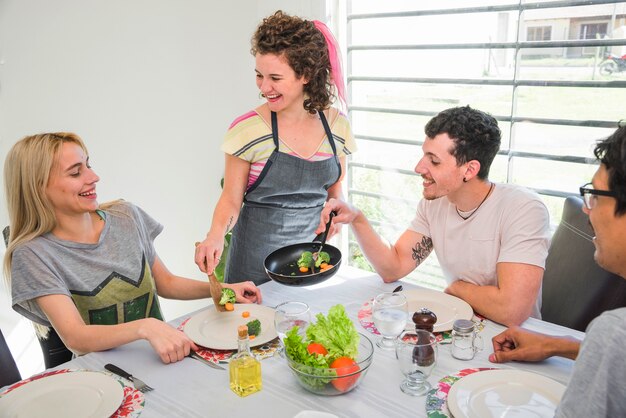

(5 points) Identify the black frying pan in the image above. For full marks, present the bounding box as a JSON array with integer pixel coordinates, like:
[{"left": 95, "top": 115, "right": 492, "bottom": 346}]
[{"left": 264, "top": 212, "right": 341, "bottom": 286}]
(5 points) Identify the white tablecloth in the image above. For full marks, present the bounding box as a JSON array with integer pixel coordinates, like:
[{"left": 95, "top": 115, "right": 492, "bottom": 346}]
[{"left": 33, "top": 266, "right": 585, "bottom": 417}]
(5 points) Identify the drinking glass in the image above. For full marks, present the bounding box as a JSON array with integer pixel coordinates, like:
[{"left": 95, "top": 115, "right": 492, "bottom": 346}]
[
  {"left": 395, "top": 330, "right": 438, "bottom": 396},
  {"left": 274, "top": 301, "right": 311, "bottom": 355},
  {"left": 372, "top": 292, "right": 408, "bottom": 350}
]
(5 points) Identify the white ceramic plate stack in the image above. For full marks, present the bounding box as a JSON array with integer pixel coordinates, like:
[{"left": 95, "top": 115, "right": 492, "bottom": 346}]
[
  {"left": 184, "top": 304, "right": 278, "bottom": 350},
  {"left": 0, "top": 371, "right": 124, "bottom": 418},
  {"left": 447, "top": 369, "right": 567, "bottom": 418}
]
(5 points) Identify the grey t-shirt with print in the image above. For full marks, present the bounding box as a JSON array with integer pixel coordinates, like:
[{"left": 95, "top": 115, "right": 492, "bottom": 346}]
[{"left": 11, "top": 201, "right": 164, "bottom": 327}]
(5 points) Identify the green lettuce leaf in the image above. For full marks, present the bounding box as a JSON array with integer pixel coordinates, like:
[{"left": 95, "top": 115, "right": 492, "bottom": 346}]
[
  {"left": 283, "top": 304, "right": 360, "bottom": 391},
  {"left": 305, "top": 305, "right": 359, "bottom": 360},
  {"left": 284, "top": 328, "right": 329, "bottom": 368}
]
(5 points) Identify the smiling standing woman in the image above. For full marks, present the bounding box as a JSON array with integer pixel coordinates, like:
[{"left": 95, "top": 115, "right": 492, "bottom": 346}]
[
  {"left": 195, "top": 10, "right": 356, "bottom": 284},
  {"left": 3, "top": 133, "right": 261, "bottom": 364}
]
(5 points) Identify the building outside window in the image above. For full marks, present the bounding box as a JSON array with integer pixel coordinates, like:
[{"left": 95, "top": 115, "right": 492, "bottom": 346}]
[
  {"left": 342, "top": 0, "right": 626, "bottom": 289},
  {"left": 527, "top": 25, "right": 553, "bottom": 41},
  {"left": 580, "top": 22, "right": 609, "bottom": 39}
]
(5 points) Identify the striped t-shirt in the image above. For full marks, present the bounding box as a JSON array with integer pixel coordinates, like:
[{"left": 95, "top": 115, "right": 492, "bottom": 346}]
[{"left": 221, "top": 108, "right": 356, "bottom": 188}]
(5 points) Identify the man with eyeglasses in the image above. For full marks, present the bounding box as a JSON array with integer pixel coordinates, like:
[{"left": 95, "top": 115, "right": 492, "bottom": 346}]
[{"left": 489, "top": 125, "right": 626, "bottom": 417}]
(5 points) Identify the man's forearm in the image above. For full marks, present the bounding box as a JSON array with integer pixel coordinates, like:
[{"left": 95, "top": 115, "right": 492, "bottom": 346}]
[
  {"left": 350, "top": 212, "right": 403, "bottom": 281},
  {"left": 546, "top": 335, "right": 580, "bottom": 360},
  {"left": 445, "top": 280, "right": 532, "bottom": 326}
]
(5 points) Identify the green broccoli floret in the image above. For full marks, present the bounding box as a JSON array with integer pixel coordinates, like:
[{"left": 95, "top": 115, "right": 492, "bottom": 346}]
[
  {"left": 246, "top": 319, "right": 261, "bottom": 337},
  {"left": 314, "top": 251, "right": 331, "bottom": 268},
  {"left": 219, "top": 288, "right": 236, "bottom": 305},
  {"left": 297, "top": 251, "right": 314, "bottom": 269}
]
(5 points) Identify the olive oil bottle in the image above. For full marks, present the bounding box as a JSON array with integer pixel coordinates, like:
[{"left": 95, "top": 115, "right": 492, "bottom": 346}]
[{"left": 229, "top": 325, "right": 262, "bottom": 397}]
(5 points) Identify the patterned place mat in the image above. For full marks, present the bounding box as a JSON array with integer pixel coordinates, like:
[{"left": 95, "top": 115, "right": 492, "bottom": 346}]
[
  {"left": 357, "top": 299, "right": 451, "bottom": 343},
  {"left": 425, "top": 367, "right": 498, "bottom": 417},
  {"left": 178, "top": 318, "right": 280, "bottom": 363},
  {"left": 1, "top": 368, "right": 144, "bottom": 418},
  {"left": 357, "top": 299, "right": 486, "bottom": 343}
]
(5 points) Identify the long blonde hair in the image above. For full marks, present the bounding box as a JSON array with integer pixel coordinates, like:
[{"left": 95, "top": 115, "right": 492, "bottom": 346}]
[{"left": 3, "top": 133, "right": 89, "bottom": 338}]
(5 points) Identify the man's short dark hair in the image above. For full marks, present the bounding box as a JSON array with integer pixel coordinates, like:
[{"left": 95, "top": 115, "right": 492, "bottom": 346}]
[
  {"left": 424, "top": 106, "right": 501, "bottom": 179},
  {"left": 594, "top": 126, "right": 626, "bottom": 215}
]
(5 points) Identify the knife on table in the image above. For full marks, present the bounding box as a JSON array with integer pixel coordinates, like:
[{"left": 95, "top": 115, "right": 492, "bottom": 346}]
[{"left": 189, "top": 351, "right": 226, "bottom": 370}]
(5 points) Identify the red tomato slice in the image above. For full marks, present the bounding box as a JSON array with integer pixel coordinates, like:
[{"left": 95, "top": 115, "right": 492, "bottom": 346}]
[
  {"left": 330, "top": 356, "right": 360, "bottom": 392},
  {"left": 306, "top": 343, "right": 328, "bottom": 356}
]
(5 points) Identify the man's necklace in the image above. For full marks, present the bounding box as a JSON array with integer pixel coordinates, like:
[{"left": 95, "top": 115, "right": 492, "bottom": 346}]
[{"left": 456, "top": 182, "right": 495, "bottom": 220}]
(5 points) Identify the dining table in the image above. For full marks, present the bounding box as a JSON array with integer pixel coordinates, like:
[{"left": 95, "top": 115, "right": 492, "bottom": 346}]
[{"left": 3, "top": 266, "right": 585, "bottom": 418}]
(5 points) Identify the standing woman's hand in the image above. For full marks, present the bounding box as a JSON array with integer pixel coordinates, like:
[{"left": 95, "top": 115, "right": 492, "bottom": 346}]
[{"left": 194, "top": 237, "right": 224, "bottom": 274}]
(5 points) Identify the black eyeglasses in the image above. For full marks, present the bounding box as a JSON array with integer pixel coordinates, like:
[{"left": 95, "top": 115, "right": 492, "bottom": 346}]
[{"left": 579, "top": 182, "right": 616, "bottom": 210}]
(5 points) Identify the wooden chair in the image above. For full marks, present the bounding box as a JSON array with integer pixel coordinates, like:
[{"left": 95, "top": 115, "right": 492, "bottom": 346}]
[
  {"left": 3, "top": 226, "right": 73, "bottom": 368},
  {"left": 541, "top": 196, "right": 626, "bottom": 331},
  {"left": 0, "top": 328, "right": 21, "bottom": 388}
]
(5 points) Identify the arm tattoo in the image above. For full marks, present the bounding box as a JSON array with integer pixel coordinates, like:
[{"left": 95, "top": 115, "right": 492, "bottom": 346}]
[
  {"left": 225, "top": 216, "right": 234, "bottom": 234},
  {"left": 411, "top": 236, "right": 433, "bottom": 267}
]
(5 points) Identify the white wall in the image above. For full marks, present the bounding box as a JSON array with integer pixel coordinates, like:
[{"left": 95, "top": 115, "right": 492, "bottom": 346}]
[{"left": 0, "top": 0, "right": 327, "bottom": 374}]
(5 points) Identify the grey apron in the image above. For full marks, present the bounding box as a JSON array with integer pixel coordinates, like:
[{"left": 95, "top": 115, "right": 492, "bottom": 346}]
[{"left": 225, "top": 111, "right": 341, "bottom": 284}]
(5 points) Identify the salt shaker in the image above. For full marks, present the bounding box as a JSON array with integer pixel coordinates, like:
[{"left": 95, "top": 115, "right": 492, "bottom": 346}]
[{"left": 451, "top": 319, "right": 483, "bottom": 360}]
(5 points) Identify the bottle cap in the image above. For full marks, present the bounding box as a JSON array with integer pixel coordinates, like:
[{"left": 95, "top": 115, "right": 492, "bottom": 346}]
[
  {"left": 238, "top": 325, "right": 248, "bottom": 338},
  {"left": 453, "top": 319, "right": 475, "bottom": 333}
]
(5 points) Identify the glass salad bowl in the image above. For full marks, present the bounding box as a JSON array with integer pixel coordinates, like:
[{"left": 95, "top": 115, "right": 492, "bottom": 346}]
[{"left": 284, "top": 333, "right": 374, "bottom": 396}]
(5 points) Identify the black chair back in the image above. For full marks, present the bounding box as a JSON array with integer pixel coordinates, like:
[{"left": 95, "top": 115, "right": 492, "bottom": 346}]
[
  {"left": 3, "top": 225, "right": 73, "bottom": 368},
  {"left": 38, "top": 328, "right": 73, "bottom": 368},
  {"left": 541, "top": 196, "right": 626, "bottom": 331},
  {"left": 0, "top": 328, "right": 21, "bottom": 387}
]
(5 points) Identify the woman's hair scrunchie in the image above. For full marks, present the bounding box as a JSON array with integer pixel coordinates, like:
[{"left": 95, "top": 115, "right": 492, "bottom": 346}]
[{"left": 313, "top": 20, "right": 346, "bottom": 110}]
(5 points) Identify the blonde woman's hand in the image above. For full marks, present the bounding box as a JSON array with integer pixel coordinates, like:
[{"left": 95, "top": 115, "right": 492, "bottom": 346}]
[
  {"left": 139, "top": 318, "right": 199, "bottom": 364},
  {"left": 225, "top": 282, "right": 263, "bottom": 304}
]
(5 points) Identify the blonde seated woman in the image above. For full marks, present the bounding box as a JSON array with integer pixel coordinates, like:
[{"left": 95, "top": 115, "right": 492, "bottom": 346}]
[{"left": 3, "top": 132, "right": 262, "bottom": 364}]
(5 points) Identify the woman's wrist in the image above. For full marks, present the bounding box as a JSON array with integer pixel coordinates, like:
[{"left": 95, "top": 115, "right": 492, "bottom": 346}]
[{"left": 136, "top": 317, "right": 157, "bottom": 340}]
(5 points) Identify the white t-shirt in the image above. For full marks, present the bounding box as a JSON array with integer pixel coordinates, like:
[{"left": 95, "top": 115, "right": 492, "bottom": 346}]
[{"left": 408, "top": 183, "right": 550, "bottom": 318}]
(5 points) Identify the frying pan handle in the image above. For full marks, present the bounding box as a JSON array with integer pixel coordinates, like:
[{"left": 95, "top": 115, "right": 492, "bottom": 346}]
[{"left": 313, "top": 211, "right": 336, "bottom": 244}]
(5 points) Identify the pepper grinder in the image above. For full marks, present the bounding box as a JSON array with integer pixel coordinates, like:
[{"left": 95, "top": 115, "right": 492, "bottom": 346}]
[
  {"left": 412, "top": 308, "right": 437, "bottom": 333},
  {"left": 411, "top": 308, "right": 437, "bottom": 367}
]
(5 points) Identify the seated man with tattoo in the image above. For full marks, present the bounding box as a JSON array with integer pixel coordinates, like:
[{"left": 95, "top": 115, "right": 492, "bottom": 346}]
[{"left": 317, "top": 106, "right": 550, "bottom": 326}]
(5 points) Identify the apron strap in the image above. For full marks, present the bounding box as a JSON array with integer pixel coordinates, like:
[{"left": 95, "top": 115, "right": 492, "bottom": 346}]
[
  {"left": 318, "top": 111, "right": 338, "bottom": 157},
  {"left": 319, "top": 111, "right": 342, "bottom": 184},
  {"left": 271, "top": 111, "right": 280, "bottom": 149},
  {"left": 270, "top": 110, "right": 342, "bottom": 182}
]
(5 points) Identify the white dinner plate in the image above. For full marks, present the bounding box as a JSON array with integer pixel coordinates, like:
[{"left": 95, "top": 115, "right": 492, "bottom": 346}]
[
  {"left": 447, "top": 369, "right": 566, "bottom": 418},
  {"left": 402, "top": 288, "right": 473, "bottom": 332},
  {"left": 184, "top": 304, "right": 277, "bottom": 350},
  {"left": 0, "top": 371, "right": 124, "bottom": 418},
  {"left": 293, "top": 411, "right": 340, "bottom": 418}
]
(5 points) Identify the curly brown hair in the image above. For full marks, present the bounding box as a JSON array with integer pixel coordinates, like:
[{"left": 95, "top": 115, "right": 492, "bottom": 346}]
[
  {"left": 425, "top": 106, "right": 501, "bottom": 180},
  {"left": 251, "top": 10, "right": 334, "bottom": 114}
]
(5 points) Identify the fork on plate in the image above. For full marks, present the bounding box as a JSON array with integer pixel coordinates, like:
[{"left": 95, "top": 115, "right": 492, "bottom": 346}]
[{"left": 105, "top": 363, "right": 154, "bottom": 393}]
